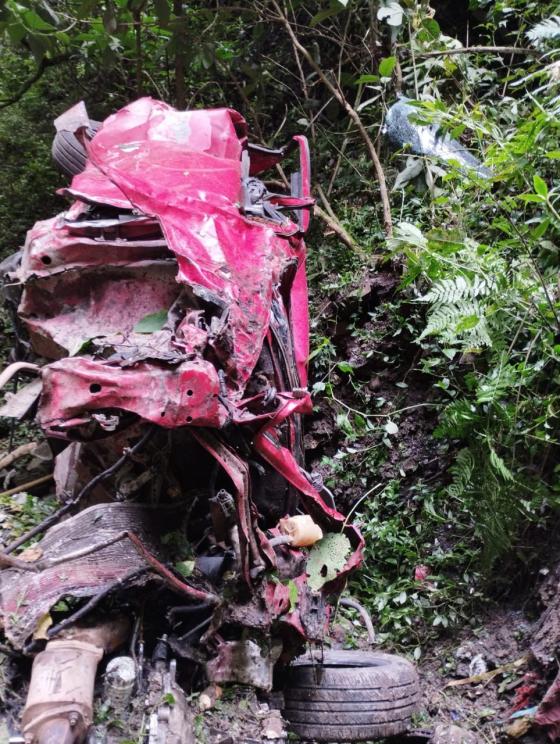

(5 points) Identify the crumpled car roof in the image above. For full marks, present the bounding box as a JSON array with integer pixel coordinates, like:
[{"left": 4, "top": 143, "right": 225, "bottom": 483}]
[{"left": 56, "top": 98, "right": 306, "bottom": 395}]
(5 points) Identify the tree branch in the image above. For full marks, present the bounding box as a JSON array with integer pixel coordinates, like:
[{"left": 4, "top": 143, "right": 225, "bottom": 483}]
[
  {"left": 315, "top": 184, "right": 362, "bottom": 254},
  {"left": 270, "top": 0, "right": 393, "bottom": 236},
  {"left": 415, "top": 45, "right": 542, "bottom": 59},
  {"left": 0, "top": 54, "right": 71, "bottom": 110}
]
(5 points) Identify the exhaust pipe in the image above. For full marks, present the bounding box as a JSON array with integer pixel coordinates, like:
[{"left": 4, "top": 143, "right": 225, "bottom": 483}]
[{"left": 21, "top": 617, "right": 129, "bottom": 744}]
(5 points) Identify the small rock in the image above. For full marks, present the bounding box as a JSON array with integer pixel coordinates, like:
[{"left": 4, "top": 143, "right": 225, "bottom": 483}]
[
  {"left": 469, "top": 653, "right": 487, "bottom": 676},
  {"left": 261, "top": 711, "right": 285, "bottom": 740},
  {"left": 455, "top": 644, "right": 473, "bottom": 660},
  {"left": 432, "top": 723, "right": 479, "bottom": 744}
]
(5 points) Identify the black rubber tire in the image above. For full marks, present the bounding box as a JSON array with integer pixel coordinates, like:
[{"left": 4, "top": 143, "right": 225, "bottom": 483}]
[
  {"left": 51, "top": 121, "right": 101, "bottom": 177},
  {"left": 283, "top": 650, "right": 420, "bottom": 742}
]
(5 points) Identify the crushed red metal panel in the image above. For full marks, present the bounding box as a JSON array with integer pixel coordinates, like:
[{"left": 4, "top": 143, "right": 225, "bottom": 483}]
[
  {"left": 40, "top": 358, "right": 226, "bottom": 434},
  {"left": 0, "top": 503, "right": 173, "bottom": 647},
  {"left": 0, "top": 97, "right": 364, "bottom": 676}
]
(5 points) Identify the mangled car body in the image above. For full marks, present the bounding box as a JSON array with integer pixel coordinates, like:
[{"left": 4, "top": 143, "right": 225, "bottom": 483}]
[{"left": 0, "top": 97, "right": 365, "bottom": 739}]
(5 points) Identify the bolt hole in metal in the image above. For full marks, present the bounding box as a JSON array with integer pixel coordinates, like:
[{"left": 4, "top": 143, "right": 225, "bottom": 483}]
[
  {"left": 41, "top": 255, "right": 52, "bottom": 265},
  {"left": 89, "top": 383, "right": 102, "bottom": 394},
  {"left": 186, "top": 389, "right": 194, "bottom": 396},
  {"left": 186, "top": 415, "right": 193, "bottom": 423}
]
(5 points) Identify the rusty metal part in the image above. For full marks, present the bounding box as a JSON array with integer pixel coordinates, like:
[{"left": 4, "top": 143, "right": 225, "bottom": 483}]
[
  {"left": 206, "top": 639, "right": 283, "bottom": 691},
  {"left": 3, "top": 427, "right": 154, "bottom": 555},
  {"left": 147, "top": 657, "right": 194, "bottom": 744},
  {"left": 0, "top": 502, "right": 216, "bottom": 648},
  {"left": 22, "top": 618, "right": 129, "bottom": 744},
  {"left": 0, "top": 378, "right": 42, "bottom": 419}
]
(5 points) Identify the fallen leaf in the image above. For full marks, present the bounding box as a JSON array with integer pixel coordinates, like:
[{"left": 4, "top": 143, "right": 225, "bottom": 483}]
[
  {"left": 19, "top": 545, "right": 43, "bottom": 562},
  {"left": 306, "top": 533, "right": 351, "bottom": 591},
  {"left": 444, "top": 655, "right": 529, "bottom": 688},
  {"left": 505, "top": 717, "right": 533, "bottom": 738},
  {"left": 33, "top": 612, "right": 52, "bottom": 640},
  {"left": 384, "top": 420, "right": 399, "bottom": 435}
]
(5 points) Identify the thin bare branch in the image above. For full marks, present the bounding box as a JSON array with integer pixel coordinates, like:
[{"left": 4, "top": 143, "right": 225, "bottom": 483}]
[
  {"left": 0, "top": 53, "right": 71, "bottom": 109},
  {"left": 270, "top": 0, "right": 393, "bottom": 236},
  {"left": 414, "top": 45, "right": 542, "bottom": 59}
]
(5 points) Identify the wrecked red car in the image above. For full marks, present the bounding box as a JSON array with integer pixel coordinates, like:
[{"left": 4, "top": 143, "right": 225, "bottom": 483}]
[{"left": 0, "top": 98, "right": 377, "bottom": 741}]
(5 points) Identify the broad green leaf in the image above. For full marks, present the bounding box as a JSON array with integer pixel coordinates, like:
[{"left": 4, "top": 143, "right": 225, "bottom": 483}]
[
  {"left": 531, "top": 218, "right": 551, "bottom": 239},
  {"left": 287, "top": 580, "right": 298, "bottom": 613},
  {"left": 354, "top": 74, "right": 379, "bottom": 85},
  {"left": 519, "top": 193, "right": 546, "bottom": 203},
  {"left": 545, "top": 151, "right": 560, "bottom": 159},
  {"left": 306, "top": 533, "right": 351, "bottom": 591},
  {"left": 533, "top": 174, "right": 548, "bottom": 198},
  {"left": 455, "top": 314, "right": 480, "bottom": 332},
  {"left": 421, "top": 17, "right": 440, "bottom": 39},
  {"left": 22, "top": 9, "right": 56, "bottom": 32},
  {"left": 7, "top": 22, "right": 27, "bottom": 43},
  {"left": 379, "top": 56, "right": 396, "bottom": 77},
  {"left": 134, "top": 309, "right": 167, "bottom": 333},
  {"left": 175, "top": 560, "right": 194, "bottom": 577},
  {"left": 337, "top": 361, "right": 354, "bottom": 374}
]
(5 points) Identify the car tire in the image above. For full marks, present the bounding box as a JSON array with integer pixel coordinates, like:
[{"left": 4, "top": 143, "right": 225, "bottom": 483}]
[
  {"left": 51, "top": 122, "right": 101, "bottom": 177},
  {"left": 283, "top": 649, "right": 420, "bottom": 742}
]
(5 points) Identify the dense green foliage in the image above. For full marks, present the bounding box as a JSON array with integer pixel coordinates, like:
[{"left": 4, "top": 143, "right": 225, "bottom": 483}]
[{"left": 1, "top": 0, "right": 559, "bottom": 654}]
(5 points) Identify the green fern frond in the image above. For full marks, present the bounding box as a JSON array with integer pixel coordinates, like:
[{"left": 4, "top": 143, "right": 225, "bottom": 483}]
[
  {"left": 420, "top": 300, "right": 491, "bottom": 347},
  {"left": 489, "top": 446, "right": 515, "bottom": 482},
  {"left": 447, "top": 448, "right": 475, "bottom": 499},
  {"left": 387, "top": 221, "right": 428, "bottom": 252},
  {"left": 477, "top": 363, "right": 517, "bottom": 403},
  {"left": 462, "top": 317, "right": 492, "bottom": 349},
  {"left": 419, "top": 275, "right": 494, "bottom": 304},
  {"left": 434, "top": 399, "right": 477, "bottom": 438},
  {"left": 527, "top": 15, "right": 560, "bottom": 45}
]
